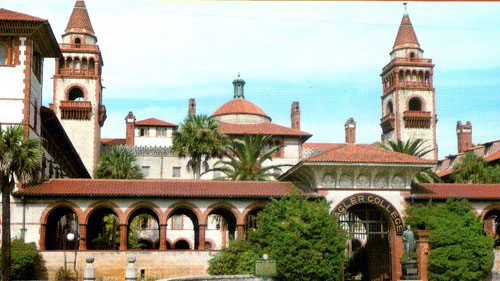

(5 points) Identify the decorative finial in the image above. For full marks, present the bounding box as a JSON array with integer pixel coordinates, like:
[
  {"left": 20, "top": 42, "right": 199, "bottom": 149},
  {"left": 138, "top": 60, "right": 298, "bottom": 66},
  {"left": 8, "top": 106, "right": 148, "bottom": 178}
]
[{"left": 403, "top": 2, "right": 408, "bottom": 15}]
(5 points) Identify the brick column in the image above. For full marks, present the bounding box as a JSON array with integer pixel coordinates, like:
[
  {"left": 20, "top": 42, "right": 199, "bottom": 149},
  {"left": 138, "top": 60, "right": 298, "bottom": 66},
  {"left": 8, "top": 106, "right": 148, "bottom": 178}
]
[
  {"left": 159, "top": 224, "right": 167, "bottom": 251},
  {"left": 416, "top": 230, "right": 431, "bottom": 281},
  {"left": 79, "top": 224, "right": 87, "bottom": 250},
  {"left": 119, "top": 224, "right": 128, "bottom": 250},
  {"left": 236, "top": 224, "right": 245, "bottom": 240},
  {"left": 198, "top": 224, "right": 206, "bottom": 250},
  {"left": 39, "top": 224, "right": 46, "bottom": 251}
]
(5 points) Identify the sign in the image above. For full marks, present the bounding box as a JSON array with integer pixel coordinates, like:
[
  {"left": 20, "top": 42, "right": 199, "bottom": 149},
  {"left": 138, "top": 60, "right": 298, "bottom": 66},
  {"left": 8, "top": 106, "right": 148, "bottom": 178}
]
[
  {"left": 255, "top": 258, "right": 277, "bottom": 277},
  {"left": 333, "top": 193, "right": 405, "bottom": 234}
]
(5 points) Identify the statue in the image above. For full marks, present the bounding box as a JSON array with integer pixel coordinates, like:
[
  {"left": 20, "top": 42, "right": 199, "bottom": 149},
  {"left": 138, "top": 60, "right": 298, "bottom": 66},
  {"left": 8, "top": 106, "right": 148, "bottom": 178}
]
[{"left": 402, "top": 225, "right": 416, "bottom": 261}]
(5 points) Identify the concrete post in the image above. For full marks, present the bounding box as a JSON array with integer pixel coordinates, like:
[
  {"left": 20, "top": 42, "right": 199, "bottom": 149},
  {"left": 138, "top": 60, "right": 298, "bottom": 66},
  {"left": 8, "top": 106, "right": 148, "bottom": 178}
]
[
  {"left": 83, "top": 256, "right": 95, "bottom": 281},
  {"left": 125, "top": 255, "right": 137, "bottom": 281}
]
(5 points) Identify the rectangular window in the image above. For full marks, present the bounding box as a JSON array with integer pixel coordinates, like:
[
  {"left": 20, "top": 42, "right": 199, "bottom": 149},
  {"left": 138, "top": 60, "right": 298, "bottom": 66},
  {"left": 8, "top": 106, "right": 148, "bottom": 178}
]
[
  {"left": 141, "top": 166, "right": 150, "bottom": 177},
  {"left": 139, "top": 128, "right": 148, "bottom": 137},
  {"left": 173, "top": 167, "right": 181, "bottom": 178},
  {"left": 157, "top": 127, "right": 165, "bottom": 137},
  {"left": 172, "top": 215, "right": 182, "bottom": 229}
]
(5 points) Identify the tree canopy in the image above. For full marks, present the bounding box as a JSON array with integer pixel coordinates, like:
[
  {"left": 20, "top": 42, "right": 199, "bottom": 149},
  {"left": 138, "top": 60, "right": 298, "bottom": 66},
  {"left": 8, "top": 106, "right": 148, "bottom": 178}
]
[
  {"left": 172, "top": 114, "right": 227, "bottom": 179},
  {"left": 95, "top": 146, "right": 143, "bottom": 179},
  {"left": 450, "top": 152, "right": 500, "bottom": 183},
  {"left": 208, "top": 193, "right": 346, "bottom": 281}
]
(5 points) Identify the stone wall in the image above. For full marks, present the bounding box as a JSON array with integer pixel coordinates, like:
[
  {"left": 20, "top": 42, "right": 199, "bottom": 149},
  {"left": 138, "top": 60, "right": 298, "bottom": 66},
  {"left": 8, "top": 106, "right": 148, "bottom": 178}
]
[{"left": 162, "top": 275, "right": 272, "bottom": 281}]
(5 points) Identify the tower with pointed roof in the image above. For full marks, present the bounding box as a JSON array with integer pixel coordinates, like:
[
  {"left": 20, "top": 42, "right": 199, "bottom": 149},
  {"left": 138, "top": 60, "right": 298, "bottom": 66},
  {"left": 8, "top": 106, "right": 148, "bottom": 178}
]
[
  {"left": 380, "top": 9, "right": 437, "bottom": 160},
  {"left": 52, "top": 0, "right": 106, "bottom": 177}
]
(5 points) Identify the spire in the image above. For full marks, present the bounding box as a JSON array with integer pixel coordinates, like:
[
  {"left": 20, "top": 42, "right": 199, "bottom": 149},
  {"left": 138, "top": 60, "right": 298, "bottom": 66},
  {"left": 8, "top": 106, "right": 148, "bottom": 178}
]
[
  {"left": 393, "top": 10, "right": 420, "bottom": 50},
  {"left": 233, "top": 72, "right": 245, "bottom": 99},
  {"left": 64, "top": 0, "right": 94, "bottom": 36}
]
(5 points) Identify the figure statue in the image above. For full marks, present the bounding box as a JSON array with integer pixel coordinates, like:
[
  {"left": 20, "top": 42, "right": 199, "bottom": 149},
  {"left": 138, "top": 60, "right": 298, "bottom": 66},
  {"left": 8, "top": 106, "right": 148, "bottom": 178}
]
[{"left": 402, "top": 225, "right": 416, "bottom": 261}]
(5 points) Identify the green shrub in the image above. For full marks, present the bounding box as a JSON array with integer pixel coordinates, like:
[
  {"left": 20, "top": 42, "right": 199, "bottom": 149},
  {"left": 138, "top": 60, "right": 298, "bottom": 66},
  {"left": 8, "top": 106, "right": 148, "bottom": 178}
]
[
  {"left": 406, "top": 198, "right": 494, "bottom": 281},
  {"left": 208, "top": 193, "right": 346, "bottom": 281},
  {"left": 55, "top": 267, "right": 76, "bottom": 281},
  {"left": 0, "top": 238, "right": 48, "bottom": 280}
]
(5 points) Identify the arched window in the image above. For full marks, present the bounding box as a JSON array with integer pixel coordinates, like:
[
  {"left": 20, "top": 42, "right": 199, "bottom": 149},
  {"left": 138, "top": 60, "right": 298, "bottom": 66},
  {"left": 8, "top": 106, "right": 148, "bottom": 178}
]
[
  {"left": 386, "top": 101, "right": 393, "bottom": 114},
  {"left": 0, "top": 45, "right": 6, "bottom": 65},
  {"left": 410, "top": 52, "right": 415, "bottom": 58},
  {"left": 408, "top": 97, "right": 422, "bottom": 111},
  {"left": 89, "top": 58, "right": 95, "bottom": 75},
  {"left": 74, "top": 58, "right": 81, "bottom": 73},
  {"left": 68, "top": 87, "right": 84, "bottom": 101},
  {"left": 66, "top": 57, "right": 72, "bottom": 69},
  {"left": 74, "top": 37, "right": 81, "bottom": 47}
]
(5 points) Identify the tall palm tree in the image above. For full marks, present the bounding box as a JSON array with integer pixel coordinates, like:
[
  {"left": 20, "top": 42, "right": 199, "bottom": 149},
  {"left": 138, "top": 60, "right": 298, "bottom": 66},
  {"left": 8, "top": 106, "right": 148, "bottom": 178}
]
[
  {"left": 95, "top": 146, "right": 143, "bottom": 179},
  {"left": 172, "top": 115, "right": 228, "bottom": 179},
  {"left": 452, "top": 152, "right": 500, "bottom": 184},
  {"left": 206, "top": 134, "right": 290, "bottom": 181},
  {"left": 378, "top": 138, "right": 442, "bottom": 184},
  {"left": 0, "top": 125, "right": 42, "bottom": 280}
]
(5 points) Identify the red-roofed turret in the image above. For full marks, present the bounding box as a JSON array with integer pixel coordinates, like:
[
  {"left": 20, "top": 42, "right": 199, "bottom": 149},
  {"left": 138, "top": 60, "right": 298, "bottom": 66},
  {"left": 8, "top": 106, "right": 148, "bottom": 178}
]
[{"left": 64, "top": 0, "right": 94, "bottom": 37}]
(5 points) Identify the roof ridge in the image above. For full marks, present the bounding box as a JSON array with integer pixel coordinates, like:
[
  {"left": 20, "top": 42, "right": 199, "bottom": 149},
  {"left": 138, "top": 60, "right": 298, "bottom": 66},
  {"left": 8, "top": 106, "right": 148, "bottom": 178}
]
[{"left": 0, "top": 8, "right": 46, "bottom": 21}]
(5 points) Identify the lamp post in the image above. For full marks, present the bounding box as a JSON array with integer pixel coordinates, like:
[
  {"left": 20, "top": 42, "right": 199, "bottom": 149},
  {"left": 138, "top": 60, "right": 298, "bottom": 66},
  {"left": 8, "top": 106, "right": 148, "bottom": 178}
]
[{"left": 66, "top": 232, "right": 79, "bottom": 280}]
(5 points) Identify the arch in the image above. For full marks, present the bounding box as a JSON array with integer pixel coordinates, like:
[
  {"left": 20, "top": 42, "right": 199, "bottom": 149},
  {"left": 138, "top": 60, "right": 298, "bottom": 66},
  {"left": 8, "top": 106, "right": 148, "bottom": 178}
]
[
  {"left": 242, "top": 201, "right": 268, "bottom": 222},
  {"left": 65, "top": 57, "right": 72, "bottom": 69},
  {"left": 173, "top": 238, "right": 192, "bottom": 250},
  {"left": 410, "top": 51, "right": 415, "bottom": 58},
  {"left": 83, "top": 200, "right": 124, "bottom": 225},
  {"left": 165, "top": 201, "right": 202, "bottom": 223},
  {"left": 243, "top": 202, "right": 267, "bottom": 239},
  {"left": 408, "top": 96, "right": 424, "bottom": 111},
  {"left": 386, "top": 100, "right": 394, "bottom": 115},
  {"left": 480, "top": 204, "right": 500, "bottom": 221},
  {"left": 40, "top": 200, "right": 84, "bottom": 225},
  {"left": 86, "top": 206, "right": 120, "bottom": 250},
  {"left": 44, "top": 206, "right": 80, "bottom": 250},
  {"left": 165, "top": 201, "right": 201, "bottom": 249},
  {"left": 204, "top": 238, "right": 216, "bottom": 250},
  {"left": 74, "top": 37, "right": 81, "bottom": 46},
  {"left": 137, "top": 237, "right": 154, "bottom": 250},
  {"left": 202, "top": 201, "right": 243, "bottom": 225},
  {"left": 124, "top": 201, "right": 164, "bottom": 225},
  {"left": 64, "top": 84, "right": 88, "bottom": 102},
  {"left": 166, "top": 238, "right": 173, "bottom": 249}
]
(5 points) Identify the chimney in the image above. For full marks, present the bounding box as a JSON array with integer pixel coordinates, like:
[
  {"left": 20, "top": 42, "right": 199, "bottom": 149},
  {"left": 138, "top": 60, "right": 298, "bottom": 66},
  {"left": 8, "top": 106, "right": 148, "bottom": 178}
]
[
  {"left": 125, "top": 111, "right": 136, "bottom": 146},
  {"left": 457, "top": 121, "right": 472, "bottom": 153},
  {"left": 291, "top": 101, "right": 300, "bottom": 130},
  {"left": 345, "top": 118, "right": 356, "bottom": 144},
  {"left": 189, "top": 98, "right": 196, "bottom": 116}
]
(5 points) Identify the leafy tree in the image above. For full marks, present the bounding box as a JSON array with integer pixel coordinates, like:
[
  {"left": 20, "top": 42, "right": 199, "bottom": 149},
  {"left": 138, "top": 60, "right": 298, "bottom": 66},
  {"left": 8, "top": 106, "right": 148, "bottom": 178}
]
[
  {"left": 0, "top": 239, "right": 48, "bottom": 280},
  {"left": 0, "top": 125, "right": 42, "bottom": 280},
  {"left": 405, "top": 198, "right": 494, "bottom": 281},
  {"left": 96, "top": 146, "right": 143, "bottom": 179},
  {"left": 172, "top": 114, "right": 228, "bottom": 179},
  {"left": 208, "top": 193, "right": 346, "bottom": 281},
  {"left": 206, "top": 134, "right": 290, "bottom": 181},
  {"left": 378, "top": 138, "right": 442, "bottom": 184},
  {"left": 451, "top": 152, "right": 500, "bottom": 183}
]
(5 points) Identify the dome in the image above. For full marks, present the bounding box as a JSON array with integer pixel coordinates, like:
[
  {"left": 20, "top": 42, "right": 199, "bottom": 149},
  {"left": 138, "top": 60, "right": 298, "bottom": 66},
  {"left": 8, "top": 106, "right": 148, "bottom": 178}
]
[{"left": 211, "top": 99, "right": 271, "bottom": 123}]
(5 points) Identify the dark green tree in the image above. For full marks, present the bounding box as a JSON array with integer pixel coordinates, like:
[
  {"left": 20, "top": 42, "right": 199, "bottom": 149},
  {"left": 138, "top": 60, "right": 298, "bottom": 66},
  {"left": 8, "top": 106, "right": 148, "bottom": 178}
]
[
  {"left": 0, "top": 125, "right": 42, "bottom": 280},
  {"left": 95, "top": 146, "right": 143, "bottom": 179},
  {"left": 451, "top": 152, "right": 500, "bottom": 183},
  {"left": 206, "top": 134, "right": 290, "bottom": 181},
  {"left": 208, "top": 193, "right": 346, "bottom": 281},
  {"left": 0, "top": 239, "right": 48, "bottom": 280},
  {"left": 172, "top": 114, "right": 228, "bottom": 179},
  {"left": 405, "top": 198, "right": 494, "bottom": 281}
]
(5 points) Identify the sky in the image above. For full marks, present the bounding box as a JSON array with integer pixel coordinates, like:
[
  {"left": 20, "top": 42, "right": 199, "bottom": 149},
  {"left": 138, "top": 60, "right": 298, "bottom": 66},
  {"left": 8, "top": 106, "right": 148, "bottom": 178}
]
[{"left": 3, "top": 0, "right": 500, "bottom": 159}]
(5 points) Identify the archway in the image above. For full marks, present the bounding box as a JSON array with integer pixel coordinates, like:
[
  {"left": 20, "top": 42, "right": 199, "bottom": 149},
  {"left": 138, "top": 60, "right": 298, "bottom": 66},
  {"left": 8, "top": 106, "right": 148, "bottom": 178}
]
[
  {"left": 127, "top": 207, "right": 160, "bottom": 250},
  {"left": 166, "top": 207, "right": 199, "bottom": 249},
  {"left": 244, "top": 207, "right": 264, "bottom": 239},
  {"left": 174, "top": 239, "right": 191, "bottom": 250},
  {"left": 484, "top": 209, "right": 500, "bottom": 247},
  {"left": 45, "top": 207, "right": 79, "bottom": 250},
  {"left": 86, "top": 207, "right": 120, "bottom": 250},
  {"left": 206, "top": 207, "right": 237, "bottom": 249}
]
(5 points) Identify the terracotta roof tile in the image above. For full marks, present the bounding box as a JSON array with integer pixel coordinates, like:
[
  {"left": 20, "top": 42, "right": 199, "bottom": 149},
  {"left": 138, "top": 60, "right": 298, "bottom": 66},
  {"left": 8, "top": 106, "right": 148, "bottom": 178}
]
[
  {"left": 393, "top": 14, "right": 420, "bottom": 49},
  {"left": 0, "top": 8, "right": 45, "bottom": 21},
  {"left": 436, "top": 168, "right": 453, "bottom": 178},
  {"left": 101, "top": 138, "right": 126, "bottom": 146},
  {"left": 304, "top": 143, "right": 435, "bottom": 165},
  {"left": 65, "top": 0, "right": 94, "bottom": 35},
  {"left": 212, "top": 99, "right": 269, "bottom": 119},
  {"left": 302, "top": 143, "right": 343, "bottom": 150},
  {"left": 13, "top": 179, "right": 314, "bottom": 198},
  {"left": 485, "top": 150, "right": 500, "bottom": 162},
  {"left": 218, "top": 121, "right": 312, "bottom": 139},
  {"left": 136, "top": 118, "right": 177, "bottom": 127},
  {"left": 410, "top": 183, "right": 500, "bottom": 200}
]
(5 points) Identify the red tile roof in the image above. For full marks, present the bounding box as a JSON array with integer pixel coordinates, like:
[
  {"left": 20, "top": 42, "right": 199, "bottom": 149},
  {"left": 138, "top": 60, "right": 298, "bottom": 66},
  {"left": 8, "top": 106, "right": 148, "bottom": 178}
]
[
  {"left": 212, "top": 99, "right": 269, "bottom": 119},
  {"left": 218, "top": 121, "right": 312, "bottom": 139},
  {"left": 302, "top": 143, "right": 343, "bottom": 150},
  {"left": 0, "top": 8, "right": 45, "bottom": 21},
  {"left": 304, "top": 143, "right": 435, "bottom": 165},
  {"left": 13, "top": 179, "right": 312, "bottom": 198},
  {"left": 65, "top": 0, "right": 94, "bottom": 35},
  {"left": 485, "top": 150, "right": 500, "bottom": 162},
  {"left": 410, "top": 183, "right": 500, "bottom": 200},
  {"left": 136, "top": 118, "right": 177, "bottom": 127},
  {"left": 393, "top": 14, "right": 420, "bottom": 50},
  {"left": 101, "top": 138, "right": 126, "bottom": 146},
  {"left": 436, "top": 168, "right": 454, "bottom": 178}
]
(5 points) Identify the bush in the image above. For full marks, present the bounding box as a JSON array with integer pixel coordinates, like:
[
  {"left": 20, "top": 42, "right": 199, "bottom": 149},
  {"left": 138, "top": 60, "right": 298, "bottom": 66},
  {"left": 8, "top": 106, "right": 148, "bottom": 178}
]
[
  {"left": 406, "top": 198, "right": 494, "bottom": 281},
  {"left": 0, "top": 238, "right": 48, "bottom": 280},
  {"left": 208, "top": 193, "right": 346, "bottom": 281},
  {"left": 55, "top": 267, "right": 76, "bottom": 281}
]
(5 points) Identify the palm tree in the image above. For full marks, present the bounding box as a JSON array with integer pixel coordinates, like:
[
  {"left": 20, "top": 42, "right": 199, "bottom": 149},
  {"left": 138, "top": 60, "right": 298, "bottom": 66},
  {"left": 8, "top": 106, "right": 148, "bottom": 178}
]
[
  {"left": 0, "top": 125, "right": 42, "bottom": 280},
  {"left": 378, "top": 138, "right": 442, "bottom": 184},
  {"left": 95, "top": 146, "right": 143, "bottom": 179},
  {"left": 206, "top": 134, "right": 290, "bottom": 181},
  {"left": 451, "top": 152, "right": 500, "bottom": 184},
  {"left": 172, "top": 114, "right": 228, "bottom": 179}
]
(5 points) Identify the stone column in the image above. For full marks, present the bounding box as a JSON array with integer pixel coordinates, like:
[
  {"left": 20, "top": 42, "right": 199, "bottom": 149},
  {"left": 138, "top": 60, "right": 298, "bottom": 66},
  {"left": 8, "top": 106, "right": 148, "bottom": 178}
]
[
  {"left": 198, "top": 224, "right": 206, "bottom": 250},
  {"left": 83, "top": 256, "right": 95, "bottom": 281},
  {"left": 236, "top": 224, "right": 245, "bottom": 240},
  {"left": 125, "top": 255, "right": 137, "bottom": 281},
  {"left": 39, "top": 224, "right": 46, "bottom": 251},
  {"left": 416, "top": 230, "right": 431, "bottom": 281},
  {"left": 79, "top": 224, "right": 87, "bottom": 250},
  {"left": 159, "top": 224, "right": 167, "bottom": 251},
  {"left": 119, "top": 224, "right": 128, "bottom": 250}
]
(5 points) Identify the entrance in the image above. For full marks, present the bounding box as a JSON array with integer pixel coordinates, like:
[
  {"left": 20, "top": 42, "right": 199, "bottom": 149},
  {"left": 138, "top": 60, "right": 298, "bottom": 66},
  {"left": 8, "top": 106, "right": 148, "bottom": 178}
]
[{"left": 340, "top": 204, "right": 391, "bottom": 281}]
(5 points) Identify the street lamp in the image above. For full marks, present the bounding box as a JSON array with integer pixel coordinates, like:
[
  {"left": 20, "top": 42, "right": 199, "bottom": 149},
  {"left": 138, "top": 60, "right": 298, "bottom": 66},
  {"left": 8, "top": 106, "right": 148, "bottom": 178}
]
[{"left": 65, "top": 232, "right": 79, "bottom": 280}]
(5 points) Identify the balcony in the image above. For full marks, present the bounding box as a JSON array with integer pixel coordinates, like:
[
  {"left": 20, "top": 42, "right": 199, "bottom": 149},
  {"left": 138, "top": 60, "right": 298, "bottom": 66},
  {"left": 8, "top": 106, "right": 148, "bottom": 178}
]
[
  {"left": 59, "top": 43, "right": 100, "bottom": 53},
  {"left": 380, "top": 113, "right": 395, "bottom": 134},
  {"left": 403, "top": 111, "right": 432, "bottom": 128},
  {"left": 57, "top": 68, "right": 96, "bottom": 76},
  {"left": 60, "top": 101, "right": 91, "bottom": 120}
]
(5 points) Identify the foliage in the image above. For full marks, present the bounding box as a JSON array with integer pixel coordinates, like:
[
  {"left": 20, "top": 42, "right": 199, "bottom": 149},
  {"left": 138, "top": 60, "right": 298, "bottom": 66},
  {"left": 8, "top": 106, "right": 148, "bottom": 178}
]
[
  {"left": 55, "top": 266, "right": 76, "bottom": 281},
  {"left": 206, "top": 134, "right": 290, "bottom": 181},
  {"left": 208, "top": 193, "right": 346, "bottom": 281},
  {"left": 92, "top": 214, "right": 120, "bottom": 250},
  {"left": 128, "top": 214, "right": 148, "bottom": 249},
  {"left": 451, "top": 152, "right": 500, "bottom": 183},
  {"left": 172, "top": 114, "right": 228, "bottom": 179},
  {"left": 0, "top": 125, "right": 42, "bottom": 280},
  {"left": 0, "top": 239, "right": 48, "bottom": 280},
  {"left": 95, "top": 146, "right": 143, "bottom": 179},
  {"left": 405, "top": 198, "right": 494, "bottom": 281}
]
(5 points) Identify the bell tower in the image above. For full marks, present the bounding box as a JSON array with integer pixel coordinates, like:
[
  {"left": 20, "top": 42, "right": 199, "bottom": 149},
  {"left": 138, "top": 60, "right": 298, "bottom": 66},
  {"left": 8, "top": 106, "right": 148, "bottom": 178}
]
[
  {"left": 379, "top": 8, "right": 437, "bottom": 160},
  {"left": 52, "top": 0, "right": 106, "bottom": 177}
]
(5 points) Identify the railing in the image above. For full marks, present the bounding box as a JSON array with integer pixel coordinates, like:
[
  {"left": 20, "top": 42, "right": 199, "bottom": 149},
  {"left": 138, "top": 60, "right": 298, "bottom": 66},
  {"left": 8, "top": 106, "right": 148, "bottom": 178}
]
[
  {"left": 403, "top": 111, "right": 432, "bottom": 128},
  {"left": 380, "top": 113, "right": 395, "bottom": 134},
  {"left": 60, "top": 101, "right": 91, "bottom": 120},
  {"left": 59, "top": 43, "right": 100, "bottom": 52},
  {"left": 382, "top": 57, "right": 433, "bottom": 73},
  {"left": 58, "top": 68, "right": 96, "bottom": 76}
]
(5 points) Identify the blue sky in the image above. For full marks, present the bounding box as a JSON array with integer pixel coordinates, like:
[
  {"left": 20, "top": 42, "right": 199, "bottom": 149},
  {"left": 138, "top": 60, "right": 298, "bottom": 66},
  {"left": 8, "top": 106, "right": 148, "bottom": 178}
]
[{"left": 3, "top": 0, "right": 500, "bottom": 159}]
